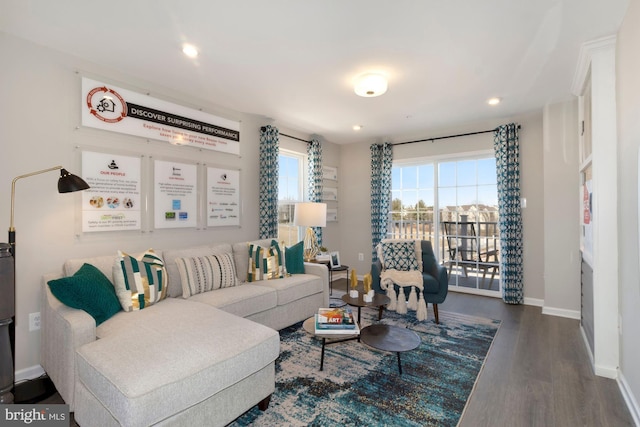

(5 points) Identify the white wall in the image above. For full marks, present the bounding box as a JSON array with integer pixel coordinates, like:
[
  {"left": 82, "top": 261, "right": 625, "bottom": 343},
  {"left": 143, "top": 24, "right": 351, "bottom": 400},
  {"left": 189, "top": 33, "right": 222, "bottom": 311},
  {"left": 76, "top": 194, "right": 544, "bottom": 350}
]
[
  {"left": 542, "top": 100, "right": 581, "bottom": 318},
  {"left": 616, "top": 0, "right": 640, "bottom": 421},
  {"left": 339, "top": 113, "right": 547, "bottom": 303}
]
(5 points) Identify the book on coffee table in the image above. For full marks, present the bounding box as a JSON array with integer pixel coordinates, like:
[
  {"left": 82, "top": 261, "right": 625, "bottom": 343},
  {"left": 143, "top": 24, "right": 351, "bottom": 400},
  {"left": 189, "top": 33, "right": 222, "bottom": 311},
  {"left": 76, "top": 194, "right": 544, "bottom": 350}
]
[
  {"left": 314, "top": 314, "right": 360, "bottom": 335},
  {"left": 317, "top": 307, "right": 356, "bottom": 329}
]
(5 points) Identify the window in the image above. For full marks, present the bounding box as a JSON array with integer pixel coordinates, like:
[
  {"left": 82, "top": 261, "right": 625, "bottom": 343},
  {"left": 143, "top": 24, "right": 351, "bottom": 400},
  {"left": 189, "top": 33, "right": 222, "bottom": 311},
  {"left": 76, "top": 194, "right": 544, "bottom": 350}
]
[
  {"left": 278, "top": 150, "right": 305, "bottom": 246},
  {"left": 390, "top": 163, "right": 435, "bottom": 241},
  {"left": 391, "top": 153, "right": 501, "bottom": 293}
]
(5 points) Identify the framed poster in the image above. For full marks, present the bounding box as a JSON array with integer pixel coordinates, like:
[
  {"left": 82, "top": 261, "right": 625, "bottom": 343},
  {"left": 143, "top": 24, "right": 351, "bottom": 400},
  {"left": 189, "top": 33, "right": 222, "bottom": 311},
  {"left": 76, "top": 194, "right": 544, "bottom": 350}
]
[
  {"left": 207, "top": 167, "right": 240, "bottom": 227},
  {"left": 322, "top": 166, "right": 338, "bottom": 180},
  {"left": 154, "top": 160, "right": 198, "bottom": 229},
  {"left": 581, "top": 164, "right": 593, "bottom": 264},
  {"left": 323, "top": 187, "right": 338, "bottom": 201},
  {"left": 81, "top": 151, "right": 141, "bottom": 232},
  {"left": 327, "top": 208, "right": 338, "bottom": 222}
]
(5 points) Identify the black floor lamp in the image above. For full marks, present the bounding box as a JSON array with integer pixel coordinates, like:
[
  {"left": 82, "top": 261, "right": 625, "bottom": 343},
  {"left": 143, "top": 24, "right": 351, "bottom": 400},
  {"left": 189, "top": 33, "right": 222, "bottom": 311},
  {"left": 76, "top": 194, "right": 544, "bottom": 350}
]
[{"left": 0, "top": 166, "right": 89, "bottom": 404}]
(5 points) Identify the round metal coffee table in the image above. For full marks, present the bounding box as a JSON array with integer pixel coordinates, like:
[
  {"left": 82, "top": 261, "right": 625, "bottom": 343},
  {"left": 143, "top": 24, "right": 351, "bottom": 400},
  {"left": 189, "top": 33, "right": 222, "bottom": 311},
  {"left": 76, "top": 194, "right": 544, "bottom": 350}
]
[
  {"left": 341, "top": 292, "right": 391, "bottom": 324},
  {"left": 303, "top": 317, "right": 360, "bottom": 371},
  {"left": 360, "top": 324, "right": 421, "bottom": 375}
]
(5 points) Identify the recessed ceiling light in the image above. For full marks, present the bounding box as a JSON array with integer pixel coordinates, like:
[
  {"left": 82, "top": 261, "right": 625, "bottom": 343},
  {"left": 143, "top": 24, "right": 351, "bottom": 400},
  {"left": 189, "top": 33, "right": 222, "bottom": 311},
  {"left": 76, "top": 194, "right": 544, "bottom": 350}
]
[
  {"left": 487, "top": 97, "right": 501, "bottom": 106},
  {"left": 353, "top": 125, "right": 363, "bottom": 131},
  {"left": 182, "top": 44, "right": 199, "bottom": 58},
  {"left": 354, "top": 73, "right": 388, "bottom": 97}
]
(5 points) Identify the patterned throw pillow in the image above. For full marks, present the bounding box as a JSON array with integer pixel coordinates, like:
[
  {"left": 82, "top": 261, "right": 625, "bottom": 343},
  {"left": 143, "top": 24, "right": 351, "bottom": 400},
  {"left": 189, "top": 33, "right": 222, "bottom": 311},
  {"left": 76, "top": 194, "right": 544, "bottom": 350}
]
[
  {"left": 247, "top": 242, "right": 284, "bottom": 281},
  {"left": 176, "top": 253, "right": 239, "bottom": 298},
  {"left": 381, "top": 241, "right": 419, "bottom": 271},
  {"left": 112, "top": 249, "right": 167, "bottom": 312}
]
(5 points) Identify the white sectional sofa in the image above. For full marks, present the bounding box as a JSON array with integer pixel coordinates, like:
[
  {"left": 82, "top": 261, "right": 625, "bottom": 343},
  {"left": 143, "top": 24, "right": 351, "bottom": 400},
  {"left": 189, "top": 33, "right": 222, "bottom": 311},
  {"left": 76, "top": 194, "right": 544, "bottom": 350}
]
[{"left": 41, "top": 239, "right": 328, "bottom": 426}]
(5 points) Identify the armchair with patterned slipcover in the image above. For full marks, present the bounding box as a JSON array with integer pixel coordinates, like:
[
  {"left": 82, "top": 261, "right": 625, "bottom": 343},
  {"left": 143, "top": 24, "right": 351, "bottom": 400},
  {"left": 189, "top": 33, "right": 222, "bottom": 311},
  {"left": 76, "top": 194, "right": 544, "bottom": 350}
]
[{"left": 371, "top": 240, "right": 448, "bottom": 323}]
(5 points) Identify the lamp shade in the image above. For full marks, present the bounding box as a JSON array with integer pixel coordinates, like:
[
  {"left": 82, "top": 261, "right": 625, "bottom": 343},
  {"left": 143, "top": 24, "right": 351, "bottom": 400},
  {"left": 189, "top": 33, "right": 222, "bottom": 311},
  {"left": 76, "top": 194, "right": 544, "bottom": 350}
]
[
  {"left": 58, "top": 168, "right": 90, "bottom": 193},
  {"left": 293, "top": 202, "right": 327, "bottom": 228}
]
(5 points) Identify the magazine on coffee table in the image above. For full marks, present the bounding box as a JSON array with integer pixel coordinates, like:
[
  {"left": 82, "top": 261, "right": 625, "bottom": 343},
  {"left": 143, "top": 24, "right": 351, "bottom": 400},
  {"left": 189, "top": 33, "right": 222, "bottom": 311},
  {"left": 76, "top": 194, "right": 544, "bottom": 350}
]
[
  {"left": 314, "top": 314, "right": 360, "bottom": 335},
  {"left": 314, "top": 307, "right": 359, "bottom": 335},
  {"left": 317, "top": 307, "right": 355, "bottom": 328}
]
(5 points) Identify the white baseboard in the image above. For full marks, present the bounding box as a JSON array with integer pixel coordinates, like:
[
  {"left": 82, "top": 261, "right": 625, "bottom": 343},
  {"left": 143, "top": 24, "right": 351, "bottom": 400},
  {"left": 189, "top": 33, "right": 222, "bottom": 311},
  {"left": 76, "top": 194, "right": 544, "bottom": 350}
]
[
  {"left": 523, "top": 297, "right": 544, "bottom": 307},
  {"left": 15, "top": 365, "right": 45, "bottom": 383},
  {"left": 618, "top": 373, "right": 640, "bottom": 427},
  {"left": 594, "top": 364, "right": 618, "bottom": 379},
  {"left": 542, "top": 305, "right": 581, "bottom": 320},
  {"left": 579, "top": 326, "right": 620, "bottom": 380}
]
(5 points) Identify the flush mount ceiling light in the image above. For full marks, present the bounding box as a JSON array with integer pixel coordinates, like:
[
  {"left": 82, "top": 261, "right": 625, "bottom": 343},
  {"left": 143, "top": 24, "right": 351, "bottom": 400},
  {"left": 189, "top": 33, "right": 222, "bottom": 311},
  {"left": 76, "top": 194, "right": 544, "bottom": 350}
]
[
  {"left": 353, "top": 125, "right": 363, "bottom": 131},
  {"left": 487, "top": 97, "right": 501, "bottom": 106},
  {"left": 354, "top": 73, "right": 388, "bottom": 97},
  {"left": 182, "top": 44, "right": 199, "bottom": 58}
]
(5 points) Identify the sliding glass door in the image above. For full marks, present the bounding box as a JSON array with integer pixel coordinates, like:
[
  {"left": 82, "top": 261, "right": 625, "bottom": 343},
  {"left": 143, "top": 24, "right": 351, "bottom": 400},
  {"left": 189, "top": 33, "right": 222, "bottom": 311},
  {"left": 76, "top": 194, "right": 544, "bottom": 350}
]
[{"left": 390, "top": 153, "right": 501, "bottom": 295}]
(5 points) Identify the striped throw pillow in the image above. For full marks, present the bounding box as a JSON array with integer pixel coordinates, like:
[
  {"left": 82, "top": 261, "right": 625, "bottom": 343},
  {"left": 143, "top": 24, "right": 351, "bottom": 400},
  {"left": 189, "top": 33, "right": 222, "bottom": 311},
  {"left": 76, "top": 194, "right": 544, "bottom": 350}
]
[
  {"left": 247, "top": 242, "right": 284, "bottom": 282},
  {"left": 113, "top": 249, "right": 167, "bottom": 312},
  {"left": 176, "top": 253, "right": 239, "bottom": 298}
]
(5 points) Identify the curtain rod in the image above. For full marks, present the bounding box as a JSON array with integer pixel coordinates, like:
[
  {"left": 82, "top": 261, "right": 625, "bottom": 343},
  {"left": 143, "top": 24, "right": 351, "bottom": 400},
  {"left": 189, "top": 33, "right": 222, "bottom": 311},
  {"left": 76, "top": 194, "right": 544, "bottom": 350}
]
[
  {"left": 281, "top": 133, "right": 310, "bottom": 143},
  {"left": 393, "top": 125, "right": 521, "bottom": 146},
  {"left": 260, "top": 126, "right": 310, "bottom": 143}
]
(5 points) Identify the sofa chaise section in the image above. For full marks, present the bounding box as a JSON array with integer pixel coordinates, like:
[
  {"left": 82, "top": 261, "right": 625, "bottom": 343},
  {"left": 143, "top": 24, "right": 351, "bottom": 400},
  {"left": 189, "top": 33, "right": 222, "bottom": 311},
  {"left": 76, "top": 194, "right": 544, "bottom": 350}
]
[{"left": 73, "top": 298, "right": 279, "bottom": 427}]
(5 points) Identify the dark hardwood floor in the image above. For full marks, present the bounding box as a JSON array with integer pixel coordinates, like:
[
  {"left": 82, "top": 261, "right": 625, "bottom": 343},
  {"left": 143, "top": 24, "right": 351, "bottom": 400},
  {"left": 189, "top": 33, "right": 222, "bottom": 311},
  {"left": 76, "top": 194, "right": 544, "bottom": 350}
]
[
  {"left": 441, "top": 290, "right": 633, "bottom": 427},
  {"left": 43, "top": 278, "right": 634, "bottom": 426},
  {"left": 332, "top": 278, "right": 634, "bottom": 427}
]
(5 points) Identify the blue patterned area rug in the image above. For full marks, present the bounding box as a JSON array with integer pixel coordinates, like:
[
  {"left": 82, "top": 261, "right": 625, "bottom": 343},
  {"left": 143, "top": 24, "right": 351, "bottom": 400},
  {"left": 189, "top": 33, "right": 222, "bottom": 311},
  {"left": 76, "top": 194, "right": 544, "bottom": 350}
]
[{"left": 232, "top": 309, "right": 500, "bottom": 427}]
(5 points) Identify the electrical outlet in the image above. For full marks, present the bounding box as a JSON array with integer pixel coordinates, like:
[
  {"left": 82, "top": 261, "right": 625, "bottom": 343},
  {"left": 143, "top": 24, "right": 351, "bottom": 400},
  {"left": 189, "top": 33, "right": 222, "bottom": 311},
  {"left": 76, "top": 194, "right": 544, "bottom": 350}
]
[
  {"left": 358, "top": 253, "right": 364, "bottom": 261},
  {"left": 29, "top": 312, "right": 41, "bottom": 331}
]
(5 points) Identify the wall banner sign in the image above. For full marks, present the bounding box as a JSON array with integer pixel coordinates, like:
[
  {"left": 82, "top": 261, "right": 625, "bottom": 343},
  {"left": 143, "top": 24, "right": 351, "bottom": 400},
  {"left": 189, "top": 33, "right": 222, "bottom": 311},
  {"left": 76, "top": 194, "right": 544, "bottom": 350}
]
[
  {"left": 81, "top": 151, "right": 142, "bottom": 232},
  {"left": 81, "top": 77, "right": 240, "bottom": 155}
]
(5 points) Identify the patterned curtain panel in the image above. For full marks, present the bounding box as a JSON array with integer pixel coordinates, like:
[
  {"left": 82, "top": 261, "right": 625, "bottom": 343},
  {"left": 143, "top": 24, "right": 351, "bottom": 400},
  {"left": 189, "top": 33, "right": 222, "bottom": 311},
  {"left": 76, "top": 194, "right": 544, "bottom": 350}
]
[
  {"left": 494, "top": 123, "right": 524, "bottom": 304},
  {"left": 370, "top": 142, "right": 393, "bottom": 260},
  {"left": 259, "top": 125, "right": 279, "bottom": 239},
  {"left": 307, "top": 138, "right": 324, "bottom": 246}
]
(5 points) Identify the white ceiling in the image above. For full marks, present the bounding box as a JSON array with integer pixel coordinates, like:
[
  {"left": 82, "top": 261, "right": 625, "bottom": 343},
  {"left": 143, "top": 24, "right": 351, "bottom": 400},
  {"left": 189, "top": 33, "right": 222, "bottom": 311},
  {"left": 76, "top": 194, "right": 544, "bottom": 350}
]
[{"left": 0, "top": 0, "right": 629, "bottom": 144}]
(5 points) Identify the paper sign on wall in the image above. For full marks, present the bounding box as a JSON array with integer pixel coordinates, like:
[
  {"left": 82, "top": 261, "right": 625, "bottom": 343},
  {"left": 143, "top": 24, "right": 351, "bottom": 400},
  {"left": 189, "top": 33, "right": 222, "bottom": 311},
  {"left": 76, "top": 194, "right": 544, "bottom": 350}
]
[
  {"left": 81, "top": 151, "right": 141, "bottom": 232},
  {"left": 207, "top": 167, "right": 240, "bottom": 227},
  {"left": 154, "top": 160, "right": 198, "bottom": 229}
]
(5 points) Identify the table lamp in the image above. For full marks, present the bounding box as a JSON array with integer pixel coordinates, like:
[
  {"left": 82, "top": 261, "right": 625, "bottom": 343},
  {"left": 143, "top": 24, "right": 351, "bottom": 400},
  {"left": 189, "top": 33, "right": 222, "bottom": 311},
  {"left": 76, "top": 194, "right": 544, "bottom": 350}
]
[
  {"left": 293, "top": 202, "right": 326, "bottom": 262},
  {"left": 2, "top": 166, "right": 89, "bottom": 404}
]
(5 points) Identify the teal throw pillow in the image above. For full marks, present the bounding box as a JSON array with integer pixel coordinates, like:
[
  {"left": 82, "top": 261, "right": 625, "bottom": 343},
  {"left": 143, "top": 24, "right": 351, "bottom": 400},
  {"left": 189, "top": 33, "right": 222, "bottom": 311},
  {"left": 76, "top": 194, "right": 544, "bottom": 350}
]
[
  {"left": 48, "top": 263, "right": 122, "bottom": 325},
  {"left": 285, "top": 241, "right": 305, "bottom": 274}
]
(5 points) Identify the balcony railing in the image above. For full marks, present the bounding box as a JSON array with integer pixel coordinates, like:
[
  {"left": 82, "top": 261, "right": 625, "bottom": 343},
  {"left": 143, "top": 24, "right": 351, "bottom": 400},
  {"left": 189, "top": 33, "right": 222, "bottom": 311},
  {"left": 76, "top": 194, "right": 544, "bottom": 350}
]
[{"left": 387, "top": 219, "right": 501, "bottom": 290}]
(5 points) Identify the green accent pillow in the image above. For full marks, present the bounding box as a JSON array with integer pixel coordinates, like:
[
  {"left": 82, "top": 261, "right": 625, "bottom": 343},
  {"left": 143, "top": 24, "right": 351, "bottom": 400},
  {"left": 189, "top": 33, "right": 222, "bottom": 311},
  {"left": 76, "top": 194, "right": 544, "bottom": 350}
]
[
  {"left": 48, "top": 263, "right": 121, "bottom": 325},
  {"left": 285, "top": 241, "right": 305, "bottom": 274}
]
